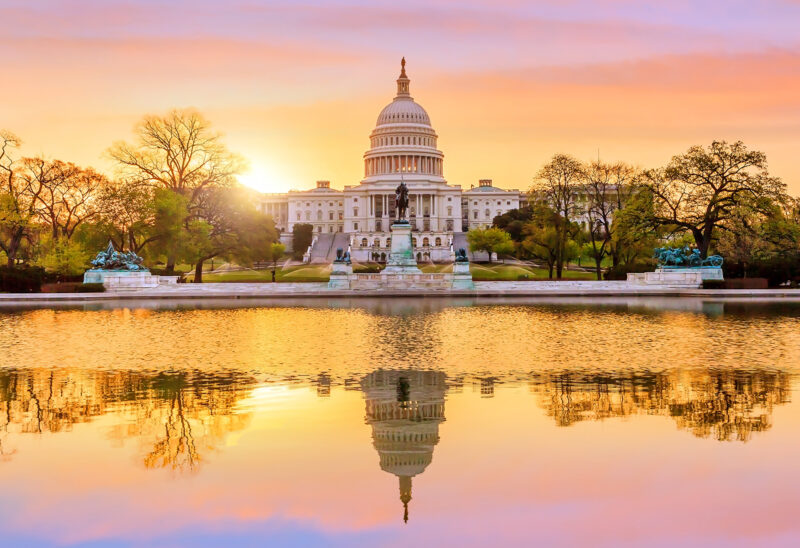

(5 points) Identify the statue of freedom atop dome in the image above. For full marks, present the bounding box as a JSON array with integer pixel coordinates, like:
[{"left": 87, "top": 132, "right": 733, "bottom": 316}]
[{"left": 395, "top": 180, "right": 409, "bottom": 221}]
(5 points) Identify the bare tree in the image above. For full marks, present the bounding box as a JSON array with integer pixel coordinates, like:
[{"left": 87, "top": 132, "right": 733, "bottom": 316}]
[
  {"left": 17, "top": 158, "right": 106, "bottom": 241},
  {"left": 108, "top": 109, "right": 244, "bottom": 204},
  {"left": 583, "top": 161, "right": 639, "bottom": 278},
  {"left": 108, "top": 110, "right": 244, "bottom": 270},
  {"left": 0, "top": 132, "right": 41, "bottom": 266},
  {"left": 532, "top": 154, "right": 584, "bottom": 278},
  {"left": 643, "top": 141, "right": 785, "bottom": 257}
]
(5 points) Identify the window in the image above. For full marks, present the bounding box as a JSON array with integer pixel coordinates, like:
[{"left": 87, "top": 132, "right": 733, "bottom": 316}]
[
  {"left": 306, "top": 202, "right": 310, "bottom": 206},
  {"left": 485, "top": 209, "right": 490, "bottom": 218},
  {"left": 373, "top": 238, "right": 380, "bottom": 247},
  {"left": 361, "top": 238, "right": 368, "bottom": 247},
  {"left": 328, "top": 212, "right": 334, "bottom": 220},
  {"left": 473, "top": 201, "right": 477, "bottom": 206},
  {"left": 305, "top": 211, "right": 311, "bottom": 220},
  {"left": 435, "top": 237, "right": 442, "bottom": 246},
  {"left": 386, "top": 237, "right": 391, "bottom": 246},
  {"left": 497, "top": 201, "right": 501, "bottom": 205},
  {"left": 473, "top": 211, "right": 478, "bottom": 219},
  {"left": 507, "top": 201, "right": 511, "bottom": 205},
  {"left": 296, "top": 212, "right": 301, "bottom": 221},
  {"left": 354, "top": 222, "right": 359, "bottom": 230},
  {"left": 338, "top": 212, "right": 343, "bottom": 220},
  {"left": 447, "top": 207, "right": 452, "bottom": 216},
  {"left": 423, "top": 237, "right": 430, "bottom": 247},
  {"left": 317, "top": 226, "right": 322, "bottom": 233},
  {"left": 317, "top": 210, "right": 322, "bottom": 221},
  {"left": 412, "top": 237, "right": 417, "bottom": 246},
  {"left": 447, "top": 196, "right": 452, "bottom": 202},
  {"left": 353, "top": 197, "right": 358, "bottom": 203},
  {"left": 353, "top": 207, "right": 359, "bottom": 216},
  {"left": 329, "top": 225, "right": 334, "bottom": 232}
]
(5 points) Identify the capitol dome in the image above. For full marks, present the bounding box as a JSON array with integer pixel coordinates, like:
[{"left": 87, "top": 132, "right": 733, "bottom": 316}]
[
  {"left": 363, "top": 58, "right": 444, "bottom": 181},
  {"left": 376, "top": 97, "right": 431, "bottom": 126}
]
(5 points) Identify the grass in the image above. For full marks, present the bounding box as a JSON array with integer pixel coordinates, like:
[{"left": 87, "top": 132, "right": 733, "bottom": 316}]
[
  {"left": 185, "top": 264, "right": 331, "bottom": 283},
  {"left": 469, "top": 263, "right": 597, "bottom": 281},
  {"left": 183, "top": 262, "right": 598, "bottom": 283}
]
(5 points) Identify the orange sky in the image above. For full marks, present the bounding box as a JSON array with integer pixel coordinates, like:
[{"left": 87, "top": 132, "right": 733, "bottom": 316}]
[{"left": 1, "top": 1, "right": 799, "bottom": 194}]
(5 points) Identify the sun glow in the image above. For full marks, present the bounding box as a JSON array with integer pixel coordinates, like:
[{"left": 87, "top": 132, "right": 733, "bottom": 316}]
[{"left": 237, "top": 162, "right": 290, "bottom": 194}]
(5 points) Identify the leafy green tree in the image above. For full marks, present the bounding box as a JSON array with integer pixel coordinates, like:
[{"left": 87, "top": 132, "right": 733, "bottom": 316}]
[
  {"left": 467, "top": 227, "right": 514, "bottom": 263},
  {"left": 292, "top": 223, "right": 314, "bottom": 260},
  {"left": 492, "top": 206, "right": 534, "bottom": 242},
  {"left": 642, "top": 141, "right": 785, "bottom": 257},
  {"left": 264, "top": 242, "right": 286, "bottom": 282},
  {"left": 35, "top": 239, "right": 90, "bottom": 276},
  {"left": 188, "top": 187, "right": 277, "bottom": 283},
  {"left": 522, "top": 201, "right": 581, "bottom": 278},
  {"left": 532, "top": 154, "right": 584, "bottom": 277}
]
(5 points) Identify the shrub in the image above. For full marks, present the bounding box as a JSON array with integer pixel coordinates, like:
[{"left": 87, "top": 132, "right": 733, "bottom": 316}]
[
  {"left": 75, "top": 283, "right": 105, "bottom": 293},
  {"left": 724, "top": 256, "right": 800, "bottom": 287},
  {"left": 353, "top": 263, "right": 383, "bottom": 274},
  {"left": 0, "top": 266, "right": 46, "bottom": 293},
  {"left": 604, "top": 261, "right": 655, "bottom": 281}
]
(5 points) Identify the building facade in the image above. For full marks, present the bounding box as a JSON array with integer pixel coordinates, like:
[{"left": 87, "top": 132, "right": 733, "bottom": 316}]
[{"left": 258, "top": 60, "right": 522, "bottom": 262}]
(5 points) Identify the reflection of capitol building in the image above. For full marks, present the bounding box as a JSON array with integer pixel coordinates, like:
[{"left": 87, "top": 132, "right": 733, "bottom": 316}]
[
  {"left": 361, "top": 369, "right": 447, "bottom": 523},
  {"left": 259, "top": 59, "right": 522, "bottom": 262}
]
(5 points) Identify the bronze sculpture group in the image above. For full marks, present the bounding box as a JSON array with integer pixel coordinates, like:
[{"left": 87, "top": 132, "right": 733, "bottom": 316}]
[
  {"left": 89, "top": 241, "right": 147, "bottom": 271},
  {"left": 654, "top": 246, "right": 723, "bottom": 268}
]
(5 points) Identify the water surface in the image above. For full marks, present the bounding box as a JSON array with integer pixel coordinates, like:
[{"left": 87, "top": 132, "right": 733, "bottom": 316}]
[{"left": 1, "top": 299, "right": 799, "bottom": 547}]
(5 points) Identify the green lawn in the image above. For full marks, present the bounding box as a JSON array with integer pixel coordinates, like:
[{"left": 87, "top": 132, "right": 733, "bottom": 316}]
[
  {"left": 469, "top": 263, "right": 597, "bottom": 281},
  {"left": 183, "top": 262, "right": 597, "bottom": 282},
  {"left": 185, "top": 264, "right": 331, "bottom": 283}
]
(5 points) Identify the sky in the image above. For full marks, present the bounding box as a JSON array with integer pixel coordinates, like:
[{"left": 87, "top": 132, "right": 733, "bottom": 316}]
[{"left": 1, "top": 0, "right": 799, "bottom": 194}]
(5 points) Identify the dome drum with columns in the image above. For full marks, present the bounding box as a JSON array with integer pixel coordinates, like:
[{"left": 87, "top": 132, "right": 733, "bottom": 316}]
[{"left": 258, "top": 59, "right": 522, "bottom": 263}]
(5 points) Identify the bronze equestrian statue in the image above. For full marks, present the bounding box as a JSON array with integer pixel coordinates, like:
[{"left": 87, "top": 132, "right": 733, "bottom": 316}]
[{"left": 395, "top": 180, "right": 409, "bottom": 221}]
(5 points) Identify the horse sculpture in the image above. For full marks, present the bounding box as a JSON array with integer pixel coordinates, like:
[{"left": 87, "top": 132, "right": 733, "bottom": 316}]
[
  {"left": 395, "top": 180, "right": 409, "bottom": 221},
  {"left": 654, "top": 246, "right": 723, "bottom": 268}
]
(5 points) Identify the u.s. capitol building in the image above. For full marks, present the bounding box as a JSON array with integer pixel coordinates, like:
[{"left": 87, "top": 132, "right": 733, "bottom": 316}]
[{"left": 259, "top": 59, "right": 522, "bottom": 262}]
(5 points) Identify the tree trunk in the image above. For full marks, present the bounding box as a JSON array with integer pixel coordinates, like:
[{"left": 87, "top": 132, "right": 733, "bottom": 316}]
[
  {"left": 485, "top": 247, "right": 492, "bottom": 264},
  {"left": 193, "top": 260, "right": 204, "bottom": 283},
  {"left": 166, "top": 252, "right": 177, "bottom": 274},
  {"left": 548, "top": 263, "right": 554, "bottom": 279},
  {"left": 595, "top": 257, "right": 603, "bottom": 281},
  {"left": 271, "top": 268, "right": 276, "bottom": 282}
]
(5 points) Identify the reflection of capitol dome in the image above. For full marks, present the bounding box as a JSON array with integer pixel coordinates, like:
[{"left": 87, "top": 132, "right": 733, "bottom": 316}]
[{"left": 361, "top": 369, "right": 447, "bottom": 523}]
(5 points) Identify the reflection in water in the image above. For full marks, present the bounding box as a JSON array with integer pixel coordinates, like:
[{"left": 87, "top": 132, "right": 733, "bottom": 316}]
[
  {"left": 530, "top": 369, "right": 791, "bottom": 442},
  {"left": 362, "top": 370, "right": 447, "bottom": 523},
  {"left": 0, "top": 369, "right": 255, "bottom": 471}
]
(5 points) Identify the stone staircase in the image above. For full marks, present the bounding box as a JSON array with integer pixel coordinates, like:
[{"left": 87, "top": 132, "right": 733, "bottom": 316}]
[{"left": 308, "top": 232, "right": 351, "bottom": 263}]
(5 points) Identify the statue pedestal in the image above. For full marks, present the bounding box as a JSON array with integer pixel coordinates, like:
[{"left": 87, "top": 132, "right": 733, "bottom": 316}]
[
  {"left": 657, "top": 267, "right": 723, "bottom": 281},
  {"left": 382, "top": 221, "right": 422, "bottom": 275},
  {"left": 328, "top": 261, "right": 353, "bottom": 289},
  {"left": 452, "top": 261, "right": 475, "bottom": 290},
  {"left": 83, "top": 269, "right": 160, "bottom": 290}
]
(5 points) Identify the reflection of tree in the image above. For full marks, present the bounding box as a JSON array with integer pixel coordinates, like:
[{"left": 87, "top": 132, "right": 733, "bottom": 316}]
[
  {"left": 0, "top": 369, "right": 255, "bottom": 470},
  {"left": 530, "top": 369, "right": 791, "bottom": 442}
]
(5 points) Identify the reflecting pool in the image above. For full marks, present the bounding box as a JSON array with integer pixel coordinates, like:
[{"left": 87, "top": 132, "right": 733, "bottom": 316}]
[{"left": 1, "top": 298, "right": 799, "bottom": 547}]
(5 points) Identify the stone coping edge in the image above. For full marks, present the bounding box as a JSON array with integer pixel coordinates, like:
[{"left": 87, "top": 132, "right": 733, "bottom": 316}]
[{"left": 1, "top": 288, "right": 799, "bottom": 304}]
